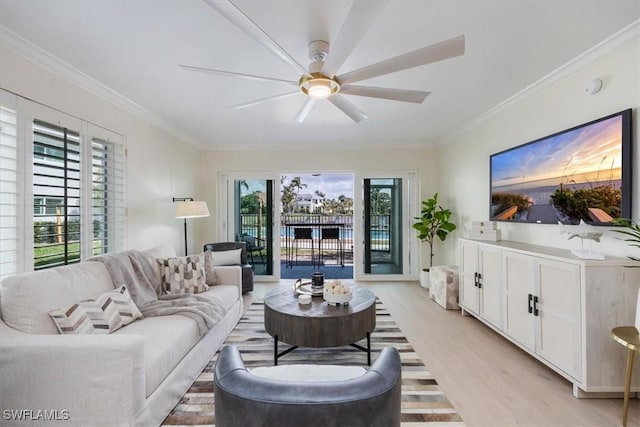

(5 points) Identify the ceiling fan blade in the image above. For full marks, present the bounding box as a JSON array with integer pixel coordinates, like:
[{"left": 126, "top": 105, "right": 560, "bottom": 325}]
[
  {"left": 337, "top": 34, "right": 465, "bottom": 85},
  {"left": 328, "top": 95, "right": 368, "bottom": 123},
  {"left": 321, "top": 0, "right": 389, "bottom": 77},
  {"left": 233, "top": 91, "right": 300, "bottom": 110},
  {"left": 294, "top": 98, "right": 316, "bottom": 123},
  {"left": 179, "top": 64, "right": 298, "bottom": 85},
  {"left": 340, "top": 85, "right": 430, "bottom": 103},
  {"left": 203, "top": 0, "right": 310, "bottom": 78}
]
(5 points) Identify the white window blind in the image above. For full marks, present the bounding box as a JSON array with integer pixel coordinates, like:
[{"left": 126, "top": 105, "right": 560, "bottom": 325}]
[
  {"left": 0, "top": 96, "right": 18, "bottom": 280},
  {"left": 90, "top": 133, "right": 126, "bottom": 256}
]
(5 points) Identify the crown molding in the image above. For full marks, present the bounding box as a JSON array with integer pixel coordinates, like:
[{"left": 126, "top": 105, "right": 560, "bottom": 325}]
[
  {"left": 437, "top": 19, "right": 640, "bottom": 146},
  {"left": 0, "top": 25, "right": 203, "bottom": 148}
]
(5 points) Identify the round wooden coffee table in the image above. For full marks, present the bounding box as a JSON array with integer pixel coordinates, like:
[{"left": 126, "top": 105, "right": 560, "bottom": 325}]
[{"left": 264, "top": 284, "right": 376, "bottom": 365}]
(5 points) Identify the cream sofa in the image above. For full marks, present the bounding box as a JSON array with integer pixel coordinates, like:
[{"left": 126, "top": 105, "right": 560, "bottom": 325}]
[{"left": 0, "top": 245, "right": 243, "bottom": 426}]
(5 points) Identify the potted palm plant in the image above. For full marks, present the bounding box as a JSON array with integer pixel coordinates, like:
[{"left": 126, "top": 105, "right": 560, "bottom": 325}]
[
  {"left": 413, "top": 193, "right": 457, "bottom": 288},
  {"left": 612, "top": 218, "right": 640, "bottom": 262}
]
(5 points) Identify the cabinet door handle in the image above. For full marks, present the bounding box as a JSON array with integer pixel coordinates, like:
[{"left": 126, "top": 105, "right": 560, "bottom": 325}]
[
  {"left": 533, "top": 296, "right": 539, "bottom": 316},
  {"left": 474, "top": 272, "right": 478, "bottom": 287},
  {"left": 477, "top": 273, "right": 482, "bottom": 289},
  {"left": 528, "top": 294, "right": 533, "bottom": 314}
]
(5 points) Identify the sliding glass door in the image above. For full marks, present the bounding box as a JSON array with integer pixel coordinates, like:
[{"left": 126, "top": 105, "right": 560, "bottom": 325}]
[
  {"left": 354, "top": 172, "right": 418, "bottom": 280},
  {"left": 219, "top": 174, "right": 279, "bottom": 280}
]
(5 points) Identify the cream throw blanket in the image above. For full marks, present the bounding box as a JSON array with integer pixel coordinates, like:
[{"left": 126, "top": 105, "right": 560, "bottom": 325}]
[{"left": 90, "top": 250, "right": 227, "bottom": 336}]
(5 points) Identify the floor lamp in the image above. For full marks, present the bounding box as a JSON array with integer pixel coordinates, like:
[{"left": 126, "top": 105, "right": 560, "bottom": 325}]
[{"left": 173, "top": 197, "right": 210, "bottom": 255}]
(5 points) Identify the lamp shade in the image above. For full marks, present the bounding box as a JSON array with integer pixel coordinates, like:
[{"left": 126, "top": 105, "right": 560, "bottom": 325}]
[{"left": 175, "top": 201, "right": 210, "bottom": 219}]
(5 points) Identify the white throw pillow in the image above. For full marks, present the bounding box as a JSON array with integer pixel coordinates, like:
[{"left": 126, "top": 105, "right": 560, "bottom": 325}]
[{"left": 210, "top": 248, "right": 242, "bottom": 266}]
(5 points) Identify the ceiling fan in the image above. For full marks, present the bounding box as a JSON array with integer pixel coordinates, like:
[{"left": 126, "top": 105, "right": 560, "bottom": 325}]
[{"left": 179, "top": 0, "right": 465, "bottom": 123}]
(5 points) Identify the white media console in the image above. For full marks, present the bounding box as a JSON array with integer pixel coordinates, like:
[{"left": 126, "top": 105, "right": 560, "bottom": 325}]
[{"left": 459, "top": 238, "right": 640, "bottom": 397}]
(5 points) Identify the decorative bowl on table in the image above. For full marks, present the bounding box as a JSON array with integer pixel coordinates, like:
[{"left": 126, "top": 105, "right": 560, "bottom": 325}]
[{"left": 323, "top": 280, "right": 352, "bottom": 306}]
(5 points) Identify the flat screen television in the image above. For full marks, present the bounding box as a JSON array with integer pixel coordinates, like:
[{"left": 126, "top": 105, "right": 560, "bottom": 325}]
[{"left": 489, "top": 109, "right": 633, "bottom": 225}]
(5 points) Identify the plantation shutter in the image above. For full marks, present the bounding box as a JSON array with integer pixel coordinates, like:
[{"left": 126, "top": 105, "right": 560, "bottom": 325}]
[
  {"left": 89, "top": 125, "right": 126, "bottom": 256},
  {"left": 0, "top": 91, "right": 19, "bottom": 280},
  {"left": 32, "top": 119, "right": 82, "bottom": 269}
]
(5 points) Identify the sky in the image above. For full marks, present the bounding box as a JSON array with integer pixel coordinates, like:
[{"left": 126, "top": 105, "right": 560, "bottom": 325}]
[
  {"left": 244, "top": 173, "right": 354, "bottom": 200},
  {"left": 491, "top": 114, "right": 623, "bottom": 188},
  {"left": 280, "top": 173, "right": 354, "bottom": 200}
]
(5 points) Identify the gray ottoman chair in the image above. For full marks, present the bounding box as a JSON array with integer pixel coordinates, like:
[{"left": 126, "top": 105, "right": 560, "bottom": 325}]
[{"left": 213, "top": 345, "right": 402, "bottom": 427}]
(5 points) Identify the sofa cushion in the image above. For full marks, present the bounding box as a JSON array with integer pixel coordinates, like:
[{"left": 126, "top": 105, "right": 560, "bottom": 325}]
[
  {"left": 0, "top": 262, "right": 114, "bottom": 334},
  {"left": 197, "top": 285, "right": 239, "bottom": 311},
  {"left": 210, "top": 248, "right": 242, "bottom": 266},
  {"left": 114, "top": 315, "right": 200, "bottom": 396},
  {"left": 158, "top": 254, "right": 207, "bottom": 295},
  {"left": 250, "top": 364, "right": 367, "bottom": 382},
  {"left": 49, "top": 304, "right": 96, "bottom": 334},
  {"left": 203, "top": 251, "right": 220, "bottom": 286}
]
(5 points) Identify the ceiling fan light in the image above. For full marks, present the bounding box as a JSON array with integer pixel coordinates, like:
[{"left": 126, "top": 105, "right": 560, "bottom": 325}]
[
  {"left": 299, "top": 73, "right": 341, "bottom": 99},
  {"left": 308, "top": 81, "right": 332, "bottom": 99}
]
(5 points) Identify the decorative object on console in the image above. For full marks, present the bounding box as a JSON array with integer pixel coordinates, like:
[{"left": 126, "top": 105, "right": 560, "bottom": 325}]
[
  {"left": 429, "top": 266, "right": 459, "bottom": 310},
  {"left": 173, "top": 197, "right": 210, "bottom": 255},
  {"left": 412, "top": 193, "right": 457, "bottom": 289},
  {"left": 467, "top": 220, "right": 501, "bottom": 241},
  {"left": 558, "top": 220, "right": 605, "bottom": 260},
  {"left": 490, "top": 109, "right": 632, "bottom": 224}
]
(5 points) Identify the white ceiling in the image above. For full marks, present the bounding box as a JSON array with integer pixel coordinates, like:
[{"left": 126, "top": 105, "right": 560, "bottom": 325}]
[{"left": 1, "top": 1, "right": 638, "bottom": 151}]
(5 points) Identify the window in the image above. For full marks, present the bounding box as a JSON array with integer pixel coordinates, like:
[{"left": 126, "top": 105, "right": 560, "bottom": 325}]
[
  {"left": 0, "top": 96, "right": 18, "bottom": 280},
  {"left": 32, "top": 119, "right": 82, "bottom": 269},
  {"left": 0, "top": 90, "right": 126, "bottom": 277}
]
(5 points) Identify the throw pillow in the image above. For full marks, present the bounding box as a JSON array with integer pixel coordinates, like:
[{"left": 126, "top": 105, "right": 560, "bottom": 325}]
[
  {"left": 108, "top": 285, "right": 144, "bottom": 326},
  {"left": 204, "top": 251, "right": 220, "bottom": 286},
  {"left": 48, "top": 285, "right": 143, "bottom": 335},
  {"left": 210, "top": 248, "right": 242, "bottom": 266},
  {"left": 50, "top": 304, "right": 95, "bottom": 334},
  {"left": 158, "top": 254, "right": 208, "bottom": 294}
]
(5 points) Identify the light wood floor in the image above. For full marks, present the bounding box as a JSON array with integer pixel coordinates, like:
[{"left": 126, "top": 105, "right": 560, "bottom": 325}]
[{"left": 251, "top": 281, "right": 637, "bottom": 427}]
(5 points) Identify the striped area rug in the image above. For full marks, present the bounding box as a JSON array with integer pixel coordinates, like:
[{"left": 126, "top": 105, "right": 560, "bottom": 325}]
[{"left": 163, "top": 300, "right": 464, "bottom": 426}]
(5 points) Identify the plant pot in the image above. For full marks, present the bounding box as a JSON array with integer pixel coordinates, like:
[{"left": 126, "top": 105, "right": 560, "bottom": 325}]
[{"left": 419, "top": 269, "right": 430, "bottom": 289}]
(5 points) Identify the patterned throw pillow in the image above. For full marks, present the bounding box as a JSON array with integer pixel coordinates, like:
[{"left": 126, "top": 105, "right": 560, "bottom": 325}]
[
  {"left": 158, "top": 254, "right": 208, "bottom": 295},
  {"left": 49, "top": 285, "right": 142, "bottom": 335},
  {"left": 78, "top": 293, "right": 123, "bottom": 334},
  {"left": 108, "top": 285, "right": 143, "bottom": 326},
  {"left": 204, "top": 251, "right": 220, "bottom": 286},
  {"left": 50, "top": 304, "right": 95, "bottom": 334}
]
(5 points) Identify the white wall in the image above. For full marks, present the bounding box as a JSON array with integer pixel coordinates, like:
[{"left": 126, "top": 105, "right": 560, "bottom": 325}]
[
  {"left": 439, "top": 40, "right": 640, "bottom": 264},
  {"left": 0, "top": 42, "right": 202, "bottom": 255}
]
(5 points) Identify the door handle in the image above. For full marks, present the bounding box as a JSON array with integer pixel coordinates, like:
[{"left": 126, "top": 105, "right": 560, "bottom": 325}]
[
  {"left": 528, "top": 294, "right": 533, "bottom": 314},
  {"left": 533, "top": 296, "right": 539, "bottom": 316},
  {"left": 474, "top": 272, "right": 478, "bottom": 287},
  {"left": 477, "top": 273, "right": 482, "bottom": 289}
]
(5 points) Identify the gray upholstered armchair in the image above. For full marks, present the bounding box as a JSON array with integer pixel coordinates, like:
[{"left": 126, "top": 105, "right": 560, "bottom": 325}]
[
  {"left": 213, "top": 345, "right": 402, "bottom": 427},
  {"left": 203, "top": 242, "right": 254, "bottom": 294}
]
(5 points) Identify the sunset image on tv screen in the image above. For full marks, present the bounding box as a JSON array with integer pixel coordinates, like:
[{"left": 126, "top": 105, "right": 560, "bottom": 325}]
[{"left": 490, "top": 114, "right": 624, "bottom": 224}]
